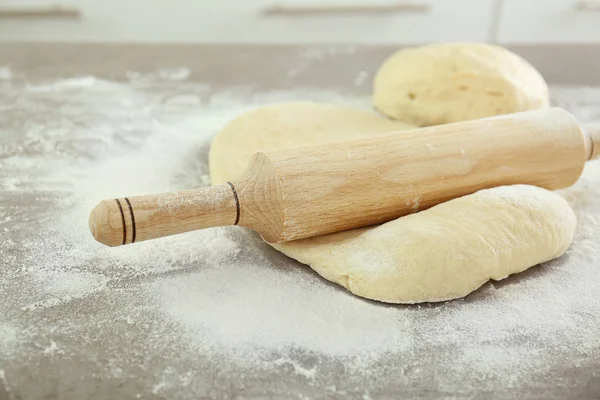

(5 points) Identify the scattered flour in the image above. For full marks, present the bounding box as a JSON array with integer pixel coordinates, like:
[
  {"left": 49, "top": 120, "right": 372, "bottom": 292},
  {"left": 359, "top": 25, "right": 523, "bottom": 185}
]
[
  {"left": 354, "top": 70, "right": 370, "bottom": 87},
  {"left": 0, "top": 65, "right": 599, "bottom": 397},
  {"left": 127, "top": 67, "right": 191, "bottom": 83},
  {"left": 149, "top": 263, "right": 411, "bottom": 358},
  {"left": 288, "top": 45, "right": 357, "bottom": 78},
  {"left": 21, "top": 271, "right": 109, "bottom": 311},
  {"left": 0, "top": 324, "right": 17, "bottom": 353},
  {"left": 272, "top": 357, "right": 318, "bottom": 380},
  {"left": 0, "top": 66, "right": 13, "bottom": 80},
  {"left": 42, "top": 340, "right": 61, "bottom": 356}
]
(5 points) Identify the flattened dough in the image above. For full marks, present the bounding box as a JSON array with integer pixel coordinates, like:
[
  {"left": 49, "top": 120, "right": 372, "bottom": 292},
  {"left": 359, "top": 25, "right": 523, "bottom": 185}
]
[
  {"left": 373, "top": 43, "right": 550, "bottom": 126},
  {"left": 209, "top": 102, "right": 414, "bottom": 184},
  {"left": 209, "top": 103, "right": 576, "bottom": 303}
]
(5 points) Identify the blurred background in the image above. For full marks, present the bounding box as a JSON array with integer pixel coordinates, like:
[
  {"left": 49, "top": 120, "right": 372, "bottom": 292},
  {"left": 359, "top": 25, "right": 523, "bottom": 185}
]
[{"left": 0, "top": 0, "right": 598, "bottom": 44}]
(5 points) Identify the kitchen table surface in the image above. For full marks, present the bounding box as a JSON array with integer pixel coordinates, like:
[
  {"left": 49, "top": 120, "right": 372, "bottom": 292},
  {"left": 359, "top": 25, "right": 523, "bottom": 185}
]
[{"left": 1, "top": 43, "right": 599, "bottom": 400}]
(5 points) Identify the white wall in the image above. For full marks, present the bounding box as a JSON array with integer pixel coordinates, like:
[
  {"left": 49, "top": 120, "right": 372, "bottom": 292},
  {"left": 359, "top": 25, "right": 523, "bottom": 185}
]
[{"left": 0, "top": 0, "right": 598, "bottom": 43}]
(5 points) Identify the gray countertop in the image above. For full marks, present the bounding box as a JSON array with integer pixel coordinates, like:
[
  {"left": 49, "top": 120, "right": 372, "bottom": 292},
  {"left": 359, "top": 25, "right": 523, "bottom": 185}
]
[
  {"left": 3, "top": 43, "right": 600, "bottom": 87},
  {"left": 1, "top": 43, "right": 600, "bottom": 400}
]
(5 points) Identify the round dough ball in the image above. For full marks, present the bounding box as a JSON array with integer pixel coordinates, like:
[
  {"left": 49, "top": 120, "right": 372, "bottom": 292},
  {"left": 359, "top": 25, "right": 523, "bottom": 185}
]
[
  {"left": 373, "top": 43, "right": 550, "bottom": 126},
  {"left": 209, "top": 102, "right": 415, "bottom": 184},
  {"left": 273, "top": 185, "right": 576, "bottom": 303}
]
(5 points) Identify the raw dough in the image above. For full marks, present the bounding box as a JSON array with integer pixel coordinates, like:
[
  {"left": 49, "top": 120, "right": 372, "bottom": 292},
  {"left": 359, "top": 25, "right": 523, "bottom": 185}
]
[
  {"left": 373, "top": 43, "right": 550, "bottom": 126},
  {"left": 209, "top": 102, "right": 414, "bottom": 184},
  {"left": 272, "top": 185, "right": 576, "bottom": 303},
  {"left": 209, "top": 103, "right": 575, "bottom": 303}
]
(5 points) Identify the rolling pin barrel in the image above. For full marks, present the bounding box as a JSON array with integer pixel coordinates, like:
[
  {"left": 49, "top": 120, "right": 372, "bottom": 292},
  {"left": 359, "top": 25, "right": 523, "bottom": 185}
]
[
  {"left": 89, "top": 107, "right": 598, "bottom": 247},
  {"left": 250, "top": 107, "right": 589, "bottom": 242}
]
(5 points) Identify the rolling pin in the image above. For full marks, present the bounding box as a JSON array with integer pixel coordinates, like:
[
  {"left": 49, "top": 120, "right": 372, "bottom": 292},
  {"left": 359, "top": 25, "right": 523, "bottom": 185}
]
[{"left": 89, "top": 107, "right": 600, "bottom": 247}]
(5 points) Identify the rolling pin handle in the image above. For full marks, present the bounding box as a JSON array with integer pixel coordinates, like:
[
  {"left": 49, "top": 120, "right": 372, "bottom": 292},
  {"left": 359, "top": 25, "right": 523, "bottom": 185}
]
[
  {"left": 88, "top": 184, "right": 238, "bottom": 247},
  {"left": 585, "top": 123, "right": 600, "bottom": 160}
]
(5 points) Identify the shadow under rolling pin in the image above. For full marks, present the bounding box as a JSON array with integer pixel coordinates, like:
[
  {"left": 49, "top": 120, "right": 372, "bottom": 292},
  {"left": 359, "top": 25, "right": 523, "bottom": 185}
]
[{"left": 89, "top": 107, "right": 600, "bottom": 247}]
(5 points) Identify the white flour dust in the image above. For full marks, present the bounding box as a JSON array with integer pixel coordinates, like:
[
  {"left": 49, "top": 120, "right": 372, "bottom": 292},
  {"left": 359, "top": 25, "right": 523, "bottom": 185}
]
[
  {"left": 1, "top": 65, "right": 600, "bottom": 395},
  {"left": 288, "top": 45, "right": 357, "bottom": 78}
]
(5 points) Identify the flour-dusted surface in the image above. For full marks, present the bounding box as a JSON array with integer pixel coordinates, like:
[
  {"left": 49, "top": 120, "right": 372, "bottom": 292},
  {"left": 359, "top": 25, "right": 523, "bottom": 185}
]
[{"left": 1, "top": 44, "right": 600, "bottom": 400}]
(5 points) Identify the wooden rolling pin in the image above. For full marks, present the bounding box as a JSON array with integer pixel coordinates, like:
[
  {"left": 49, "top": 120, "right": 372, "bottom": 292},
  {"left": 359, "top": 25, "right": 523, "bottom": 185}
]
[{"left": 89, "top": 107, "right": 600, "bottom": 247}]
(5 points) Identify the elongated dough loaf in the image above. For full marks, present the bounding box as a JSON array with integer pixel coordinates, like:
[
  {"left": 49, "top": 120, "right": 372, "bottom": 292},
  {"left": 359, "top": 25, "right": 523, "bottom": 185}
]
[{"left": 273, "top": 185, "right": 576, "bottom": 303}]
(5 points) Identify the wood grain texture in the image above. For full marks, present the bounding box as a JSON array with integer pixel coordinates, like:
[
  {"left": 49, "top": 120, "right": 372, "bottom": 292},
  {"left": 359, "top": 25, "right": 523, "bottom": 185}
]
[
  {"left": 89, "top": 107, "right": 592, "bottom": 247},
  {"left": 234, "top": 153, "right": 285, "bottom": 243},
  {"left": 89, "top": 185, "right": 237, "bottom": 246},
  {"left": 253, "top": 107, "right": 586, "bottom": 242}
]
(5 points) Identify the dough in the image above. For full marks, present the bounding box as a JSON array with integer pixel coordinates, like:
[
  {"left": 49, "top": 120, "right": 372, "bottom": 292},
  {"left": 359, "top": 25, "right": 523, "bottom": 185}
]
[
  {"left": 209, "top": 102, "right": 414, "bottom": 184},
  {"left": 209, "top": 102, "right": 575, "bottom": 303},
  {"left": 272, "top": 185, "right": 576, "bottom": 303},
  {"left": 373, "top": 43, "right": 550, "bottom": 126}
]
